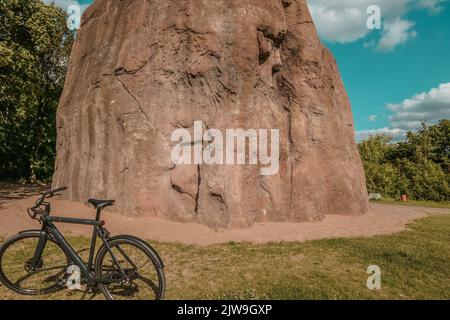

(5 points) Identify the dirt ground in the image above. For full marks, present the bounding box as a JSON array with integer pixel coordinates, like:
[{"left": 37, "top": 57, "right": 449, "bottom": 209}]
[{"left": 0, "top": 183, "right": 448, "bottom": 245}]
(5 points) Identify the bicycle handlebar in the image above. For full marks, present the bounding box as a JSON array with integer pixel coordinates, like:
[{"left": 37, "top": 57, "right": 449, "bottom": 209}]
[
  {"left": 28, "top": 186, "right": 67, "bottom": 219},
  {"left": 42, "top": 186, "right": 67, "bottom": 197},
  {"left": 36, "top": 186, "right": 67, "bottom": 206}
]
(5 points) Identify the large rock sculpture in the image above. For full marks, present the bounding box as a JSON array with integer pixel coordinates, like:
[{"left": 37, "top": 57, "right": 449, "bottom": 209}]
[{"left": 53, "top": 0, "right": 369, "bottom": 228}]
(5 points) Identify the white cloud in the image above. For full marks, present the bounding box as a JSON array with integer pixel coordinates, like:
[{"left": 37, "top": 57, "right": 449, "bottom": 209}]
[
  {"left": 376, "top": 19, "right": 417, "bottom": 52},
  {"left": 306, "top": 0, "right": 447, "bottom": 51},
  {"left": 356, "top": 83, "right": 450, "bottom": 142},
  {"left": 356, "top": 127, "right": 407, "bottom": 142},
  {"left": 308, "top": 3, "right": 369, "bottom": 43},
  {"left": 307, "top": 0, "right": 411, "bottom": 43},
  {"left": 388, "top": 83, "right": 450, "bottom": 130},
  {"left": 418, "top": 0, "right": 447, "bottom": 13},
  {"left": 368, "top": 115, "right": 378, "bottom": 122}
]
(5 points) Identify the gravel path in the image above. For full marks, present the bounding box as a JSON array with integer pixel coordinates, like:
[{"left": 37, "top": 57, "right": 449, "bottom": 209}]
[{"left": 0, "top": 195, "right": 448, "bottom": 245}]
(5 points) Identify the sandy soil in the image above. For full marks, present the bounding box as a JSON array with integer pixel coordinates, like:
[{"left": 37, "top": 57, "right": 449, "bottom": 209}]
[{"left": 1, "top": 191, "right": 448, "bottom": 245}]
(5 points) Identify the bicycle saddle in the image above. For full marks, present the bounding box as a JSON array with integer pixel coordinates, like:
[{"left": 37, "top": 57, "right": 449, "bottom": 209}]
[{"left": 88, "top": 199, "right": 115, "bottom": 209}]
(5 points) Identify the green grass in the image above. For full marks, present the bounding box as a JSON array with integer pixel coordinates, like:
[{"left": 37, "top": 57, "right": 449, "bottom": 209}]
[
  {"left": 1, "top": 214, "right": 449, "bottom": 300},
  {"left": 370, "top": 198, "right": 450, "bottom": 209}
]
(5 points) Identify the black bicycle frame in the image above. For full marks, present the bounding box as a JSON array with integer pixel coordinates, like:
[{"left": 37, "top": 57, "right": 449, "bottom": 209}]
[{"left": 31, "top": 209, "right": 128, "bottom": 284}]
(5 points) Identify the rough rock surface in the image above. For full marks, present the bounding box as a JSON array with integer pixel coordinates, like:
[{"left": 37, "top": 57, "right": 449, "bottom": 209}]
[{"left": 53, "top": 0, "right": 369, "bottom": 228}]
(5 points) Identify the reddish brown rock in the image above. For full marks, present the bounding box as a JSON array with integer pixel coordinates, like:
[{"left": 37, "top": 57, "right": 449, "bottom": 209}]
[{"left": 53, "top": 0, "right": 369, "bottom": 228}]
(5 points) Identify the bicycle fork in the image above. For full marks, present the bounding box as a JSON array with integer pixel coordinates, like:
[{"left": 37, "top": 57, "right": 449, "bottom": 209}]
[{"left": 30, "top": 229, "right": 48, "bottom": 270}]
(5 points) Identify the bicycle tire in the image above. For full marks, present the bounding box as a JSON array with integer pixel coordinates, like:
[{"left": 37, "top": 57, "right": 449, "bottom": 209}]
[
  {"left": 95, "top": 236, "right": 165, "bottom": 300},
  {"left": 0, "top": 231, "right": 70, "bottom": 295}
]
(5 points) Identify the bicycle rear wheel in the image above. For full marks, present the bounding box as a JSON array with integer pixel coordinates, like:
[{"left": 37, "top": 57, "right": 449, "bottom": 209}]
[
  {"left": 0, "top": 231, "right": 69, "bottom": 295},
  {"left": 95, "top": 236, "right": 165, "bottom": 300}
]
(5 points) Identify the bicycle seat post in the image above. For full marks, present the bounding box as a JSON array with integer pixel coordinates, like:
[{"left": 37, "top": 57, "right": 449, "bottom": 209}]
[{"left": 95, "top": 207, "right": 102, "bottom": 221}]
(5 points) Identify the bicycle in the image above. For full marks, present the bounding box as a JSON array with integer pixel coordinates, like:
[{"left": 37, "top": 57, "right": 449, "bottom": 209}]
[{"left": 0, "top": 187, "right": 165, "bottom": 300}]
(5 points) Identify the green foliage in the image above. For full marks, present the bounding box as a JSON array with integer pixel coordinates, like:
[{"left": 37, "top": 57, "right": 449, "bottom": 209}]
[
  {"left": 358, "top": 120, "right": 450, "bottom": 201},
  {"left": 0, "top": 0, "right": 73, "bottom": 181}
]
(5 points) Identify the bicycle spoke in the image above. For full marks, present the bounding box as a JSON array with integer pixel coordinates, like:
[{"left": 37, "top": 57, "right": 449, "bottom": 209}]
[
  {"left": 0, "top": 235, "right": 69, "bottom": 294},
  {"left": 115, "top": 245, "right": 138, "bottom": 269},
  {"left": 96, "top": 239, "right": 164, "bottom": 300}
]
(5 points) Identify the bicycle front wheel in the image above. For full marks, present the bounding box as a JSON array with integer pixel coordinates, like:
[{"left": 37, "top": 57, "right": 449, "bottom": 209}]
[
  {"left": 0, "top": 231, "right": 69, "bottom": 295},
  {"left": 95, "top": 236, "right": 165, "bottom": 300}
]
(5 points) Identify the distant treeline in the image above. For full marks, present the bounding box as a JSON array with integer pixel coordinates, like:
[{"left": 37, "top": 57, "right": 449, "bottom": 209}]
[{"left": 358, "top": 120, "right": 450, "bottom": 201}]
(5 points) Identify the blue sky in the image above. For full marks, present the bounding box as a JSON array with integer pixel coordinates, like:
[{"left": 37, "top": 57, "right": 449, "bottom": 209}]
[
  {"left": 44, "top": 0, "right": 450, "bottom": 141},
  {"left": 309, "top": 0, "right": 450, "bottom": 141}
]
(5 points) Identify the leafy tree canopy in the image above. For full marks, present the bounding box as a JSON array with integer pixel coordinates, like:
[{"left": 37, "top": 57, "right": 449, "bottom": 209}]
[
  {"left": 0, "top": 0, "right": 73, "bottom": 181},
  {"left": 358, "top": 120, "right": 450, "bottom": 202}
]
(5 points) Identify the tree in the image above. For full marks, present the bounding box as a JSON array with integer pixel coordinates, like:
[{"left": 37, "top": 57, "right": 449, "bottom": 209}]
[
  {"left": 358, "top": 135, "right": 402, "bottom": 197},
  {"left": 358, "top": 120, "right": 450, "bottom": 202},
  {"left": 0, "top": 0, "right": 73, "bottom": 181}
]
